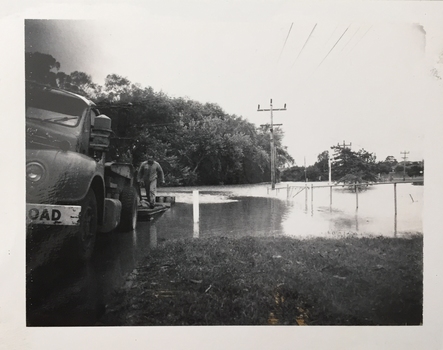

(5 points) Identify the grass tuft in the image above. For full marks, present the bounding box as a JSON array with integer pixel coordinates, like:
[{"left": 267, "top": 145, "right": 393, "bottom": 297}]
[{"left": 101, "top": 234, "right": 423, "bottom": 326}]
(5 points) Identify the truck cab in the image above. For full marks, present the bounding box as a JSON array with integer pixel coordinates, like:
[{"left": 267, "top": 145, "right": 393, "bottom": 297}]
[{"left": 26, "top": 81, "right": 138, "bottom": 262}]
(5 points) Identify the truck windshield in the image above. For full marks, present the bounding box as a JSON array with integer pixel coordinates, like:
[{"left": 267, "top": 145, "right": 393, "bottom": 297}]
[{"left": 26, "top": 85, "right": 87, "bottom": 127}]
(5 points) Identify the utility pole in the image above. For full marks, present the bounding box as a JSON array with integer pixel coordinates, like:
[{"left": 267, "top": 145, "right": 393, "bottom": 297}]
[
  {"left": 400, "top": 150, "right": 409, "bottom": 181},
  {"left": 337, "top": 140, "right": 352, "bottom": 149},
  {"left": 257, "top": 99, "right": 286, "bottom": 189}
]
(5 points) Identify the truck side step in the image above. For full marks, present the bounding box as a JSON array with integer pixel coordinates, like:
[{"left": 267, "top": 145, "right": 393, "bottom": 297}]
[
  {"left": 137, "top": 204, "right": 169, "bottom": 221},
  {"left": 155, "top": 196, "right": 176, "bottom": 204}
]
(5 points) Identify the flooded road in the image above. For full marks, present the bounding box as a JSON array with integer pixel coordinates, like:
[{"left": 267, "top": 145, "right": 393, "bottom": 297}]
[
  {"left": 27, "top": 217, "right": 164, "bottom": 326},
  {"left": 27, "top": 181, "right": 422, "bottom": 325},
  {"left": 160, "top": 181, "right": 422, "bottom": 238}
]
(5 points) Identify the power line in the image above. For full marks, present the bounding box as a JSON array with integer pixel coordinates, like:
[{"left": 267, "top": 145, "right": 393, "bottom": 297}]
[
  {"left": 325, "top": 25, "right": 339, "bottom": 47},
  {"left": 277, "top": 22, "right": 294, "bottom": 62},
  {"left": 317, "top": 25, "right": 350, "bottom": 68},
  {"left": 349, "top": 25, "right": 372, "bottom": 53},
  {"left": 341, "top": 26, "right": 360, "bottom": 52},
  {"left": 291, "top": 23, "right": 317, "bottom": 67}
]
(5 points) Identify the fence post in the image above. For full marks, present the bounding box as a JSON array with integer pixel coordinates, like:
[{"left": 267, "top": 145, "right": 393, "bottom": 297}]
[
  {"left": 287, "top": 184, "right": 290, "bottom": 200},
  {"left": 311, "top": 184, "right": 314, "bottom": 215},
  {"left": 394, "top": 183, "right": 397, "bottom": 235},
  {"left": 355, "top": 184, "right": 359, "bottom": 209}
]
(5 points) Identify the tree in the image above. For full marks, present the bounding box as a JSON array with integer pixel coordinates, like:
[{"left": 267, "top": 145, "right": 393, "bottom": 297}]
[
  {"left": 25, "top": 52, "right": 60, "bottom": 86},
  {"left": 331, "top": 146, "right": 377, "bottom": 182},
  {"left": 407, "top": 163, "right": 423, "bottom": 177},
  {"left": 103, "top": 74, "right": 133, "bottom": 102},
  {"left": 281, "top": 150, "right": 329, "bottom": 182},
  {"left": 281, "top": 165, "right": 305, "bottom": 182},
  {"left": 374, "top": 155, "right": 397, "bottom": 175},
  {"left": 313, "top": 150, "right": 329, "bottom": 180},
  {"left": 385, "top": 156, "right": 398, "bottom": 166},
  {"left": 56, "top": 70, "right": 101, "bottom": 98}
]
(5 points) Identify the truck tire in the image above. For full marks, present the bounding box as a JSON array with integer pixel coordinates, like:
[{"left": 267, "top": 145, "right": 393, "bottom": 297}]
[
  {"left": 118, "top": 186, "right": 138, "bottom": 232},
  {"left": 76, "top": 189, "right": 98, "bottom": 261}
]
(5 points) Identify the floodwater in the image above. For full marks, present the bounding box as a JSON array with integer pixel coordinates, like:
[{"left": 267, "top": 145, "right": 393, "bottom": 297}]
[
  {"left": 26, "top": 181, "right": 422, "bottom": 326},
  {"left": 159, "top": 181, "right": 423, "bottom": 239}
]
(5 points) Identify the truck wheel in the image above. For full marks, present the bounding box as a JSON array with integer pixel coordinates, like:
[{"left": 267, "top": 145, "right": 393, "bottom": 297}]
[
  {"left": 118, "top": 186, "right": 138, "bottom": 232},
  {"left": 76, "top": 189, "right": 98, "bottom": 261}
]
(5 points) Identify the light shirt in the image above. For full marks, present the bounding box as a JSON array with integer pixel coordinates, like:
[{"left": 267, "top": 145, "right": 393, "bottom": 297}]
[{"left": 138, "top": 160, "right": 164, "bottom": 183}]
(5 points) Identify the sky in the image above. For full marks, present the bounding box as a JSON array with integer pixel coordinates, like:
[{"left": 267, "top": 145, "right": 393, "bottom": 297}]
[{"left": 23, "top": 3, "right": 443, "bottom": 166}]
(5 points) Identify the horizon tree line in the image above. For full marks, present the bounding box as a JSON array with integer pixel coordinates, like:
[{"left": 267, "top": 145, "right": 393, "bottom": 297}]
[{"left": 25, "top": 52, "right": 294, "bottom": 186}]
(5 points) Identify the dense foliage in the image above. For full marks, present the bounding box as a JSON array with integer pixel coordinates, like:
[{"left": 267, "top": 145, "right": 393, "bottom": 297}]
[{"left": 26, "top": 52, "right": 294, "bottom": 186}]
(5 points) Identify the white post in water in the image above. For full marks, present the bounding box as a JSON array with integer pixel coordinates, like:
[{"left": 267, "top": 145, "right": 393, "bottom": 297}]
[
  {"left": 394, "top": 183, "right": 397, "bottom": 235},
  {"left": 328, "top": 156, "right": 332, "bottom": 185},
  {"left": 193, "top": 190, "right": 199, "bottom": 223},
  {"left": 355, "top": 184, "right": 359, "bottom": 209},
  {"left": 311, "top": 183, "right": 314, "bottom": 216},
  {"left": 329, "top": 156, "right": 333, "bottom": 207}
]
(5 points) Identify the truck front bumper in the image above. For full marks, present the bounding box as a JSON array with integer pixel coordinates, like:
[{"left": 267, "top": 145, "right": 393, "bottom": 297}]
[{"left": 26, "top": 203, "right": 81, "bottom": 226}]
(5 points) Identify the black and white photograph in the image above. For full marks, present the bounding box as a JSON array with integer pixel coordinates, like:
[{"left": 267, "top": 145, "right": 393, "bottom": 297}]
[{"left": 1, "top": 1, "right": 443, "bottom": 349}]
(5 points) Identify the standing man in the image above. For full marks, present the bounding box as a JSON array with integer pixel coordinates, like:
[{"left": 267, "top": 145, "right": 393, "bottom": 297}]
[{"left": 137, "top": 156, "right": 165, "bottom": 209}]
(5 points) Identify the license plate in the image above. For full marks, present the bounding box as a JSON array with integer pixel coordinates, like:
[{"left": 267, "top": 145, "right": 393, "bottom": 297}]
[{"left": 26, "top": 204, "right": 81, "bottom": 225}]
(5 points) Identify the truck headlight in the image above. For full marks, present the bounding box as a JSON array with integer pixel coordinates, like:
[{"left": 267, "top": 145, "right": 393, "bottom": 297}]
[{"left": 26, "top": 162, "right": 45, "bottom": 183}]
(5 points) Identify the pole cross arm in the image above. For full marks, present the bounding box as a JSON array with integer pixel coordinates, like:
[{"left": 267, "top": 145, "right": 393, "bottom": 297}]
[{"left": 260, "top": 123, "right": 283, "bottom": 127}]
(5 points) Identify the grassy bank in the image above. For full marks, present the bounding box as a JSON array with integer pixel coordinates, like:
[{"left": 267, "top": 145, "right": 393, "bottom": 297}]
[{"left": 101, "top": 234, "right": 422, "bottom": 326}]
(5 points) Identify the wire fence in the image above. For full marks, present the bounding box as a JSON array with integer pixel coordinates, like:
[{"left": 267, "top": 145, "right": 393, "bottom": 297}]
[{"left": 267, "top": 180, "right": 423, "bottom": 235}]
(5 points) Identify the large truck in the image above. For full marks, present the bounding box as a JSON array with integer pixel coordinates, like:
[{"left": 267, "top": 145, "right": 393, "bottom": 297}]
[{"left": 26, "top": 81, "right": 139, "bottom": 261}]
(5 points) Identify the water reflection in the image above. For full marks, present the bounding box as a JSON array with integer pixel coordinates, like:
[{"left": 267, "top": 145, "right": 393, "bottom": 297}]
[
  {"left": 153, "top": 197, "right": 290, "bottom": 239},
  {"left": 288, "top": 183, "right": 420, "bottom": 237},
  {"left": 150, "top": 223, "right": 158, "bottom": 248},
  {"left": 193, "top": 222, "right": 200, "bottom": 238},
  {"left": 355, "top": 210, "right": 359, "bottom": 232},
  {"left": 158, "top": 182, "right": 422, "bottom": 239},
  {"left": 198, "top": 197, "right": 288, "bottom": 238},
  {"left": 27, "top": 217, "right": 163, "bottom": 326}
]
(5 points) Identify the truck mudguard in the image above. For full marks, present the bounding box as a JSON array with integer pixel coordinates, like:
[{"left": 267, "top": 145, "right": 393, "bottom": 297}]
[{"left": 26, "top": 148, "right": 105, "bottom": 204}]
